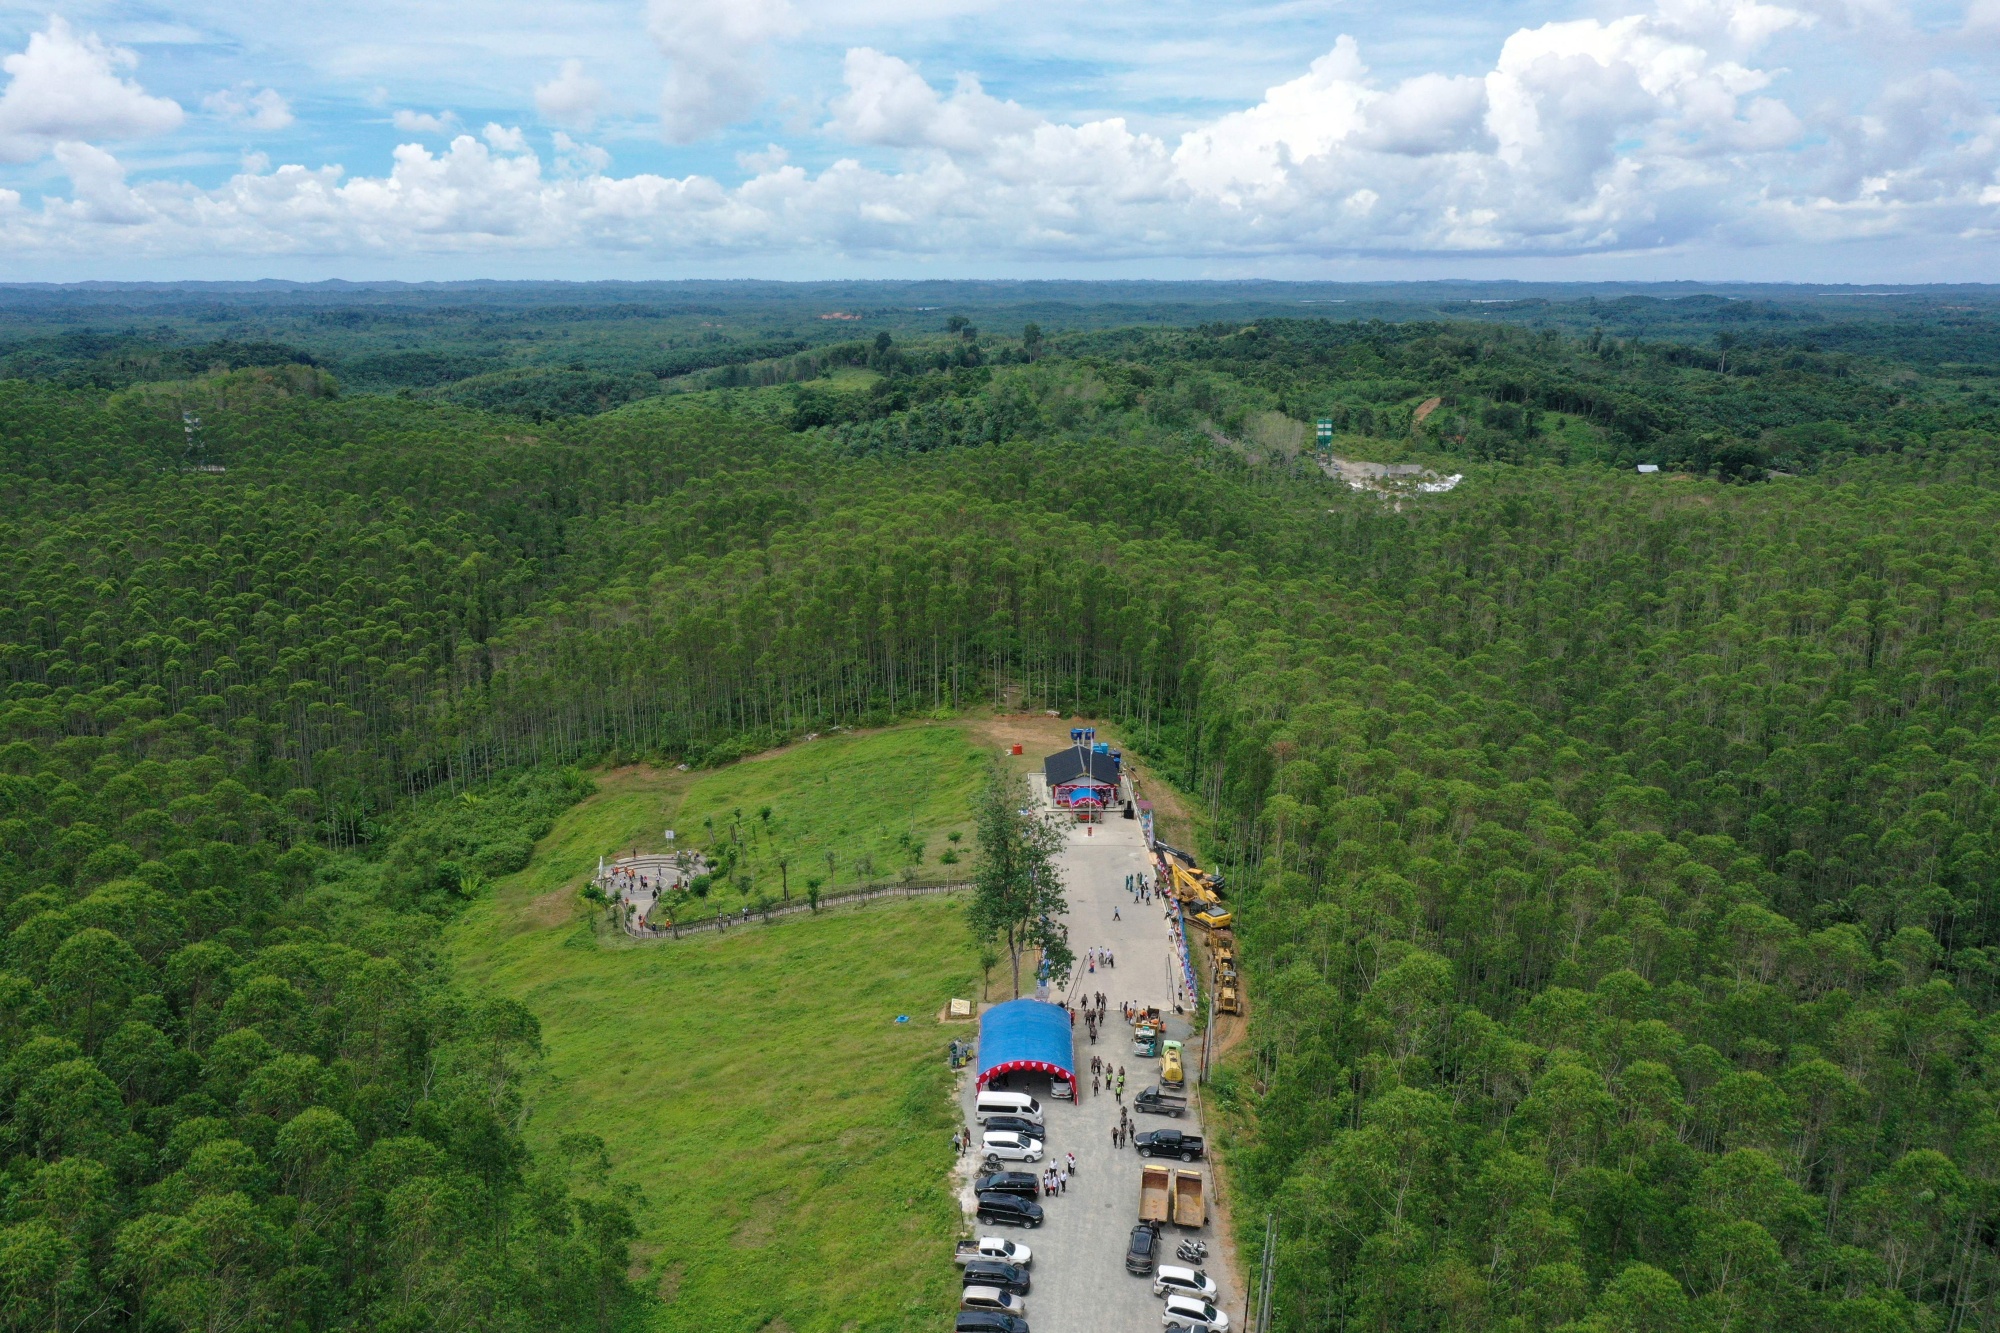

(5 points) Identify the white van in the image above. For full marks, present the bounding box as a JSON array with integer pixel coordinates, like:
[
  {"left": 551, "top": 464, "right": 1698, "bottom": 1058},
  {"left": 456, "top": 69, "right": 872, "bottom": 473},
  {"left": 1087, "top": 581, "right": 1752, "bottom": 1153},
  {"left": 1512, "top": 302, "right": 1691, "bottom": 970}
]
[{"left": 975, "top": 1091, "right": 1044, "bottom": 1125}]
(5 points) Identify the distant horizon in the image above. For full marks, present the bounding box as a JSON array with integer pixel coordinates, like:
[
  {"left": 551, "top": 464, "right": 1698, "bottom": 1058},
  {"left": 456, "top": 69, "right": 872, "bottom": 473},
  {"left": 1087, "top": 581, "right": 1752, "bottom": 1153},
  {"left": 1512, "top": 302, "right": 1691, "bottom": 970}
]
[
  {"left": 1, "top": 3, "right": 1998, "bottom": 280},
  {"left": 3, "top": 277, "right": 1999, "bottom": 295}
]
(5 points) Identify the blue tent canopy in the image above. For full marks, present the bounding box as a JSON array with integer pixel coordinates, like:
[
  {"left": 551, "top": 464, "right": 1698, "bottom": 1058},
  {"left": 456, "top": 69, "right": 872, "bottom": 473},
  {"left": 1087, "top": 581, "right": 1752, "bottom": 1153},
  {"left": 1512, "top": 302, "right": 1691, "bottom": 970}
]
[{"left": 977, "top": 998, "right": 1075, "bottom": 1089}]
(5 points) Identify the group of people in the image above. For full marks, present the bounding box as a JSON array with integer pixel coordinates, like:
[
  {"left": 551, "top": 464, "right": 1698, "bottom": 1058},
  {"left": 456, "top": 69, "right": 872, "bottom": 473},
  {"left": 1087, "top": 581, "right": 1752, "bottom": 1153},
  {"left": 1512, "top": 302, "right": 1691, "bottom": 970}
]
[
  {"left": 1124, "top": 871, "right": 1154, "bottom": 904},
  {"left": 1111, "top": 1104, "right": 1135, "bottom": 1149},
  {"left": 1039, "top": 1153, "right": 1077, "bottom": 1197},
  {"left": 1085, "top": 945, "right": 1115, "bottom": 972},
  {"left": 1090, "top": 1052, "right": 1126, "bottom": 1100},
  {"left": 1081, "top": 990, "right": 1113, "bottom": 1045}
]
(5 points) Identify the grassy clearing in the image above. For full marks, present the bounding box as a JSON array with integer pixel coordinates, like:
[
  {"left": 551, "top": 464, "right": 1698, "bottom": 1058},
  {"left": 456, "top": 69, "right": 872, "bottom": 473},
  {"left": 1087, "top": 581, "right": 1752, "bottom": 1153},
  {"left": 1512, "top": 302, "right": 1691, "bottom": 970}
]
[
  {"left": 448, "top": 724, "right": 991, "bottom": 1332},
  {"left": 477, "top": 725, "right": 986, "bottom": 930},
  {"left": 672, "top": 725, "right": 983, "bottom": 916},
  {"left": 453, "top": 895, "right": 976, "bottom": 1332}
]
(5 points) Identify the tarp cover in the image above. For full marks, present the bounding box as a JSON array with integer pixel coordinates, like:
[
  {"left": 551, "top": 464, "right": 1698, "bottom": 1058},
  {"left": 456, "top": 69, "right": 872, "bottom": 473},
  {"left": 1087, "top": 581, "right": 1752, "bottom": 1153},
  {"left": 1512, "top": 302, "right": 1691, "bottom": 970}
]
[{"left": 977, "top": 998, "right": 1075, "bottom": 1088}]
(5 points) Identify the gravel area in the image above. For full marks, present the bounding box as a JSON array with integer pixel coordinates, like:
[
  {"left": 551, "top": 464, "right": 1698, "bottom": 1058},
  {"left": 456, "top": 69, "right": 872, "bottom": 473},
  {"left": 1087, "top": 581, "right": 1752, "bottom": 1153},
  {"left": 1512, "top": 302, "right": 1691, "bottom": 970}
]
[{"left": 952, "top": 805, "right": 1242, "bottom": 1333}]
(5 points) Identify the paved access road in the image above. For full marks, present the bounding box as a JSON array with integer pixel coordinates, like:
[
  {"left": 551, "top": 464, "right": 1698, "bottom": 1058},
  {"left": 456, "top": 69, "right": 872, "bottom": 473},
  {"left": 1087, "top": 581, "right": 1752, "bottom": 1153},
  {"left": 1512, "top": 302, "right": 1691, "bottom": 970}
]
[{"left": 956, "top": 803, "right": 1240, "bottom": 1333}]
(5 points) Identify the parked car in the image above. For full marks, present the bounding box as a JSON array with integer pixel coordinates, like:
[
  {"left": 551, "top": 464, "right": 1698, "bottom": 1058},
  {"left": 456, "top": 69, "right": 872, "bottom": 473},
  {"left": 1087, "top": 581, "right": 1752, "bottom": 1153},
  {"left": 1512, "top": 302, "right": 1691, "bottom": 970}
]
[
  {"left": 976, "top": 1192, "right": 1045, "bottom": 1229},
  {"left": 982, "top": 1114, "right": 1044, "bottom": 1139},
  {"left": 974, "top": 1171, "right": 1041, "bottom": 1201},
  {"left": 1125, "top": 1222, "right": 1161, "bottom": 1275},
  {"left": 1162, "top": 1294, "right": 1229, "bottom": 1331},
  {"left": 1134, "top": 1086, "right": 1189, "bottom": 1118},
  {"left": 961, "top": 1260, "right": 1031, "bottom": 1295},
  {"left": 955, "top": 1313, "right": 1029, "bottom": 1333},
  {"left": 974, "top": 1091, "right": 1043, "bottom": 1124},
  {"left": 1135, "top": 1129, "right": 1205, "bottom": 1161},
  {"left": 961, "top": 1286, "right": 1027, "bottom": 1317},
  {"left": 983, "top": 1130, "right": 1044, "bottom": 1163},
  {"left": 1153, "top": 1266, "right": 1219, "bottom": 1301},
  {"left": 954, "top": 1236, "right": 1032, "bottom": 1267}
]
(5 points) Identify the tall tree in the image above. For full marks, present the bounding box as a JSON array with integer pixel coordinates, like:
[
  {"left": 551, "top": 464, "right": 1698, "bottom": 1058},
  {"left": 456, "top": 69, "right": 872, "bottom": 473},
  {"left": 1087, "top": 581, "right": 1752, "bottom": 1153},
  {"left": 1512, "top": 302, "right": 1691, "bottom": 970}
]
[{"left": 967, "top": 764, "right": 1073, "bottom": 999}]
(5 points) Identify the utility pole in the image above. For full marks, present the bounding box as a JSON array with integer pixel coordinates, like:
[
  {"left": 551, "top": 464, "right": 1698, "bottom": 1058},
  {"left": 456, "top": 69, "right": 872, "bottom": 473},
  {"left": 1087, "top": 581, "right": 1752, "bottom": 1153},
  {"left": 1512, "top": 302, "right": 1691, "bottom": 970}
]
[{"left": 1251, "top": 1212, "right": 1277, "bottom": 1333}]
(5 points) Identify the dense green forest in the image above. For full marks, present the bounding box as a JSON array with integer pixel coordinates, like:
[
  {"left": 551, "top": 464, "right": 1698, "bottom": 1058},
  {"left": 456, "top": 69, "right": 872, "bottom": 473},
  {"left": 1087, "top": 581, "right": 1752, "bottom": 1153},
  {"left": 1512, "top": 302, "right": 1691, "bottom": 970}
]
[{"left": 4, "top": 285, "right": 2000, "bottom": 1331}]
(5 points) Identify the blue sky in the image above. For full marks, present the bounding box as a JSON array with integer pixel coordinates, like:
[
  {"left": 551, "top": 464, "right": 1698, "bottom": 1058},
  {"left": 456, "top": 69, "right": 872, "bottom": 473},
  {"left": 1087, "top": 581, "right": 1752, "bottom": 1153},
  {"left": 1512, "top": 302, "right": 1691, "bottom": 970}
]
[{"left": 0, "top": 0, "right": 1997, "bottom": 280}]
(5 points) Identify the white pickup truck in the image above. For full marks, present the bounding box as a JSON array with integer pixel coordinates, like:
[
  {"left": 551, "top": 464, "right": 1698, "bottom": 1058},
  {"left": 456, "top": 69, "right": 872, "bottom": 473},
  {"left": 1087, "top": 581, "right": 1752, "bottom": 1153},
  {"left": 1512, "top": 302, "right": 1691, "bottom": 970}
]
[{"left": 953, "top": 1236, "right": 1033, "bottom": 1267}]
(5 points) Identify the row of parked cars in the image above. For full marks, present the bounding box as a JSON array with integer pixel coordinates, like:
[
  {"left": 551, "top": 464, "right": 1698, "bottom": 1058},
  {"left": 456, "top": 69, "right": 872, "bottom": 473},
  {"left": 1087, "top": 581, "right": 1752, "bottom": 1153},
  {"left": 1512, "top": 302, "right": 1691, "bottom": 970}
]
[
  {"left": 971, "top": 1092, "right": 1050, "bottom": 1231},
  {"left": 953, "top": 1087, "right": 1229, "bottom": 1333},
  {"left": 959, "top": 1091, "right": 1047, "bottom": 1330}
]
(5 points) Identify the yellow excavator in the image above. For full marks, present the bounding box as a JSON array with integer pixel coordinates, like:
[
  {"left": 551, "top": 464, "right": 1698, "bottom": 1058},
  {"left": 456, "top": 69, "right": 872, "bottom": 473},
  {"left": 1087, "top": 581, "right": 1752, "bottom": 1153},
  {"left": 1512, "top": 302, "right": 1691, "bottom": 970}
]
[{"left": 1163, "top": 856, "right": 1232, "bottom": 931}]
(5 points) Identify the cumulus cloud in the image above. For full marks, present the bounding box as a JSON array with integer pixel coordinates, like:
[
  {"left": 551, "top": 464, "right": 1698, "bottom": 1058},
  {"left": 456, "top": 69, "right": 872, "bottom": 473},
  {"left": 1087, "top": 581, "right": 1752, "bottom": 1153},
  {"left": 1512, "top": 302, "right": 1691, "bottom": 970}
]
[
  {"left": 535, "top": 59, "right": 603, "bottom": 130},
  {"left": 392, "top": 109, "right": 458, "bottom": 135},
  {"left": 830, "top": 48, "right": 1038, "bottom": 155},
  {"left": 0, "top": 0, "right": 1995, "bottom": 268},
  {"left": 554, "top": 131, "right": 611, "bottom": 175},
  {"left": 203, "top": 86, "right": 295, "bottom": 132},
  {"left": 650, "top": 0, "right": 800, "bottom": 142},
  {"left": 0, "top": 17, "right": 182, "bottom": 162}
]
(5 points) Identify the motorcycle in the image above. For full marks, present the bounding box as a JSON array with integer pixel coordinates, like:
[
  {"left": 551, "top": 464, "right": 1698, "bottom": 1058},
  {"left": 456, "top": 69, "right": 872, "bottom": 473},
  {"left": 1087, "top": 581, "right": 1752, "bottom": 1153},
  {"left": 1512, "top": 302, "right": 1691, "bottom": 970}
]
[{"left": 1176, "top": 1239, "right": 1208, "bottom": 1263}]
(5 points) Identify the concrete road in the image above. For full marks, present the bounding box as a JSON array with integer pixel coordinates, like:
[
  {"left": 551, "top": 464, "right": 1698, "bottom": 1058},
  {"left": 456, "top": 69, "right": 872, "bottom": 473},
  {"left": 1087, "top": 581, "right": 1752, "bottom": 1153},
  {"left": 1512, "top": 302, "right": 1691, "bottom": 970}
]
[{"left": 955, "top": 804, "right": 1238, "bottom": 1333}]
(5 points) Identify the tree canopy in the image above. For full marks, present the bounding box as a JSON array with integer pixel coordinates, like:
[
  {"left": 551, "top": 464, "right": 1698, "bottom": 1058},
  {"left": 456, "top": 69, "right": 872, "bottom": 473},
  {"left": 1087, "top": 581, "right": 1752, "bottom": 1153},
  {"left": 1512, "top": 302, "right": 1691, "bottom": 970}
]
[{"left": 3, "top": 286, "right": 2000, "bottom": 1330}]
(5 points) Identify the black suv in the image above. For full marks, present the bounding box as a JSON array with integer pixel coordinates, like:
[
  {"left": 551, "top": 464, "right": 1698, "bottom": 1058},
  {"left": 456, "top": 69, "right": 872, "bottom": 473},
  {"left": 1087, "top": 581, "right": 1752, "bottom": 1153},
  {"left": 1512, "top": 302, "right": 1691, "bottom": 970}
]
[
  {"left": 961, "top": 1260, "right": 1031, "bottom": 1295},
  {"left": 976, "top": 1192, "right": 1045, "bottom": 1229},
  {"left": 956, "top": 1312, "right": 1030, "bottom": 1333},
  {"left": 1125, "top": 1221, "right": 1160, "bottom": 1274},
  {"left": 982, "top": 1114, "right": 1043, "bottom": 1139},
  {"left": 974, "top": 1171, "right": 1041, "bottom": 1200}
]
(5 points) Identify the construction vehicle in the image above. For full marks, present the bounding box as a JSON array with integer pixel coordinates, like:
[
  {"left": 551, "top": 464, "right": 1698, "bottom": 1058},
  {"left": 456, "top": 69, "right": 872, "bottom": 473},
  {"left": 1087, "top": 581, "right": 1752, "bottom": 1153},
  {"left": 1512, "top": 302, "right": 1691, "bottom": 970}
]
[
  {"left": 1216, "top": 986, "right": 1243, "bottom": 1016},
  {"left": 1140, "top": 1164, "right": 1171, "bottom": 1223},
  {"left": 1191, "top": 908, "right": 1233, "bottom": 933},
  {"left": 1171, "top": 1170, "right": 1206, "bottom": 1226},
  {"left": 1165, "top": 860, "right": 1225, "bottom": 911}
]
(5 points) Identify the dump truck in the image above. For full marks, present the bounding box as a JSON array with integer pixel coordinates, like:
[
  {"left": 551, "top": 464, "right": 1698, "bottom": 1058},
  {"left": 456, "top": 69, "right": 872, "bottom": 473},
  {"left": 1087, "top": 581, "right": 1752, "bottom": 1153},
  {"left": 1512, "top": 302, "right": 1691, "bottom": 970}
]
[
  {"left": 1140, "top": 1164, "right": 1172, "bottom": 1223},
  {"left": 1172, "top": 1170, "right": 1206, "bottom": 1227}
]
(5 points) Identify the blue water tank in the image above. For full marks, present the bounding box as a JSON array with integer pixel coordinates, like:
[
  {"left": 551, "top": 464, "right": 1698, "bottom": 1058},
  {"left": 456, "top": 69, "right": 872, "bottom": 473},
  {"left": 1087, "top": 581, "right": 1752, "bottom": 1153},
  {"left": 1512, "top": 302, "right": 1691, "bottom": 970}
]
[{"left": 1093, "top": 742, "right": 1109, "bottom": 754}]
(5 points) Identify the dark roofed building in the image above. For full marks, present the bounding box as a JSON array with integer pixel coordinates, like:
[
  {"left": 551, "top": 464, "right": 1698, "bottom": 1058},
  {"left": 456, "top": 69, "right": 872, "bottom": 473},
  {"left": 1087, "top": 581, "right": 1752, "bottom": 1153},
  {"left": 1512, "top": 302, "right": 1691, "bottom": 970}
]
[{"left": 1045, "top": 747, "right": 1120, "bottom": 808}]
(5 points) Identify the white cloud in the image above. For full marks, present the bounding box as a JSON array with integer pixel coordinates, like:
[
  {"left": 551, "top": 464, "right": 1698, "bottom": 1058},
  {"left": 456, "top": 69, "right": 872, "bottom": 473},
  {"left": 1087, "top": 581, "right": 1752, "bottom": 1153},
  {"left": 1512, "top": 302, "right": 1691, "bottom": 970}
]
[
  {"left": 535, "top": 59, "right": 602, "bottom": 130},
  {"left": 0, "top": 0, "right": 1996, "bottom": 271},
  {"left": 0, "top": 17, "right": 182, "bottom": 163},
  {"left": 650, "top": 0, "right": 801, "bottom": 143},
  {"left": 392, "top": 109, "right": 458, "bottom": 134},
  {"left": 830, "top": 48, "right": 1037, "bottom": 154},
  {"left": 203, "top": 86, "right": 295, "bottom": 132},
  {"left": 52, "top": 141, "right": 148, "bottom": 225},
  {"left": 554, "top": 131, "right": 611, "bottom": 174},
  {"left": 737, "top": 143, "right": 789, "bottom": 174}
]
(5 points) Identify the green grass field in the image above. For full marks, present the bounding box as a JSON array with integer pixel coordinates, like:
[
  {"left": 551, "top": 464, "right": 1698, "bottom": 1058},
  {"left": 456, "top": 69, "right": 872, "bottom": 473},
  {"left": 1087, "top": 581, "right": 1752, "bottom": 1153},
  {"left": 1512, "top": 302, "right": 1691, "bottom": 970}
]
[
  {"left": 674, "top": 725, "right": 983, "bottom": 914},
  {"left": 448, "top": 727, "right": 987, "bottom": 1332}
]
